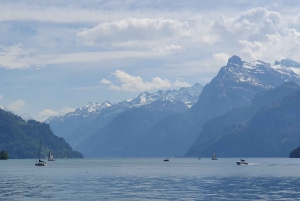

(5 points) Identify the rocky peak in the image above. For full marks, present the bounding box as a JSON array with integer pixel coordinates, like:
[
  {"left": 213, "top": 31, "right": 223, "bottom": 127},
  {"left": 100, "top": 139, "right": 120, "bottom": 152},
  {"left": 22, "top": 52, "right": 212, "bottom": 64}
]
[
  {"left": 227, "top": 55, "right": 243, "bottom": 66},
  {"left": 275, "top": 58, "right": 300, "bottom": 68}
]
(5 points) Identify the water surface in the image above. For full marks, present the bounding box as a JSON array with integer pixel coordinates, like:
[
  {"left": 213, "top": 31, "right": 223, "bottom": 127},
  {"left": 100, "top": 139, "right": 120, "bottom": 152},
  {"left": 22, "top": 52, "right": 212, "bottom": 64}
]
[{"left": 1, "top": 158, "right": 300, "bottom": 200}]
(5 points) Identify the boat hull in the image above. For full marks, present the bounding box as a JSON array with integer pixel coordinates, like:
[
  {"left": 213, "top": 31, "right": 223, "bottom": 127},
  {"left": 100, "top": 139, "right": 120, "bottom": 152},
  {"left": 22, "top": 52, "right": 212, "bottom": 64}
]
[
  {"left": 236, "top": 162, "right": 248, "bottom": 165},
  {"left": 35, "top": 162, "right": 47, "bottom": 166}
]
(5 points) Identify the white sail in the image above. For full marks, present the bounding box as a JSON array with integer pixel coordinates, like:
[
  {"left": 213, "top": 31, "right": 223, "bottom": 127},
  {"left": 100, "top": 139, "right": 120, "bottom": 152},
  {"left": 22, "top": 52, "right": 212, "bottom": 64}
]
[
  {"left": 211, "top": 150, "right": 217, "bottom": 160},
  {"left": 48, "top": 150, "right": 55, "bottom": 161}
]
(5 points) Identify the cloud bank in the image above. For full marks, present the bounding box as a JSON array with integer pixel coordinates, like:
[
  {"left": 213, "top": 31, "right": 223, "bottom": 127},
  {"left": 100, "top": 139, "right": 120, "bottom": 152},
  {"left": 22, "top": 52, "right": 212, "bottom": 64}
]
[{"left": 100, "top": 70, "right": 191, "bottom": 92}]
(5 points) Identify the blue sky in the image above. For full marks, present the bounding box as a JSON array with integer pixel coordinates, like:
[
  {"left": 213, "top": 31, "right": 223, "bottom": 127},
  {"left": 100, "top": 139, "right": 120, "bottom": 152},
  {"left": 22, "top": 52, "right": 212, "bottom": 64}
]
[{"left": 0, "top": 0, "right": 300, "bottom": 121}]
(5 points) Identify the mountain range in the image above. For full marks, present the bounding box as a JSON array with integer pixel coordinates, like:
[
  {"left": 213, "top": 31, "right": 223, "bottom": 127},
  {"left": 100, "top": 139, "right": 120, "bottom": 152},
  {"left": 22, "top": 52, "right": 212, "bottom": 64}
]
[
  {"left": 46, "top": 55, "right": 300, "bottom": 158},
  {"left": 45, "top": 83, "right": 203, "bottom": 148},
  {"left": 119, "top": 56, "right": 300, "bottom": 157}
]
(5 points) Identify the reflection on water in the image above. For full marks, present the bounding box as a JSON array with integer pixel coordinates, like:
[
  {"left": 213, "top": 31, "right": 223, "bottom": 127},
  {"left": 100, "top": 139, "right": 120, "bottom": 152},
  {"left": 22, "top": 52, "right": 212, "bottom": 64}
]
[{"left": 1, "top": 158, "right": 300, "bottom": 200}]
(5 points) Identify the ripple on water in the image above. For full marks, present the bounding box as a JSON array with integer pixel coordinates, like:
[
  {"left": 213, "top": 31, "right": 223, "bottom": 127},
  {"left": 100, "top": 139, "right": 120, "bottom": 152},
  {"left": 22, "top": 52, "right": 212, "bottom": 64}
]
[{"left": 2, "top": 158, "right": 300, "bottom": 200}]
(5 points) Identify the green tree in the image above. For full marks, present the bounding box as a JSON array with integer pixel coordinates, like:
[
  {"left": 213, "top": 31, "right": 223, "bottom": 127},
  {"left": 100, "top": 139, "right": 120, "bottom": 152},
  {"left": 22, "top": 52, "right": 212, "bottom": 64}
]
[{"left": 0, "top": 150, "right": 8, "bottom": 160}]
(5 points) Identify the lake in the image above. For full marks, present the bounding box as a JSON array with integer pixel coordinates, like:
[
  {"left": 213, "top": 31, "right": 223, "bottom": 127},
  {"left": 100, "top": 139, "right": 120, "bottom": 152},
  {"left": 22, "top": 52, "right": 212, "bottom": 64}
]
[{"left": 1, "top": 158, "right": 300, "bottom": 200}]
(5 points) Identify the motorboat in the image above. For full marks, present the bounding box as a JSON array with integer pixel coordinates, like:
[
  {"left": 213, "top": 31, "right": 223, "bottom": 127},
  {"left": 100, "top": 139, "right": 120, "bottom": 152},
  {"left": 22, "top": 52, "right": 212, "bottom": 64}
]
[
  {"left": 163, "top": 158, "right": 170, "bottom": 162},
  {"left": 236, "top": 159, "right": 248, "bottom": 165}
]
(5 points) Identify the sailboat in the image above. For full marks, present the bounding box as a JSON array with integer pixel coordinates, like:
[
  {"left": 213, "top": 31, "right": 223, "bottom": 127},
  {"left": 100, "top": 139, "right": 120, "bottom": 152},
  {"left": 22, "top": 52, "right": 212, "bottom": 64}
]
[
  {"left": 35, "top": 141, "right": 47, "bottom": 166},
  {"left": 48, "top": 150, "right": 55, "bottom": 161},
  {"left": 211, "top": 150, "right": 218, "bottom": 160}
]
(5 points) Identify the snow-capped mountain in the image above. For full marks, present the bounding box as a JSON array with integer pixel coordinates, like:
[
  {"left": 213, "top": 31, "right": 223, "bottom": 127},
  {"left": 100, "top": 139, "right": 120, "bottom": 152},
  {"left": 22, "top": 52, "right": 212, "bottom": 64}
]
[
  {"left": 20, "top": 113, "right": 35, "bottom": 121},
  {"left": 127, "top": 83, "right": 203, "bottom": 108},
  {"left": 45, "top": 83, "right": 203, "bottom": 124},
  {"left": 192, "top": 55, "right": 300, "bottom": 119},
  {"left": 215, "top": 56, "right": 300, "bottom": 90},
  {"left": 44, "top": 83, "right": 203, "bottom": 146},
  {"left": 45, "top": 55, "right": 300, "bottom": 157},
  {"left": 275, "top": 58, "right": 300, "bottom": 75},
  {"left": 115, "top": 55, "right": 300, "bottom": 158},
  {"left": 44, "top": 101, "right": 112, "bottom": 124}
]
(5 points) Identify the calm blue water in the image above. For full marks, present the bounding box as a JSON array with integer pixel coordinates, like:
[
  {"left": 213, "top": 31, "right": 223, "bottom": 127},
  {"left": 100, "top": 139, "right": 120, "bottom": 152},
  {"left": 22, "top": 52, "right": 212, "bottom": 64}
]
[{"left": 1, "top": 158, "right": 300, "bottom": 200}]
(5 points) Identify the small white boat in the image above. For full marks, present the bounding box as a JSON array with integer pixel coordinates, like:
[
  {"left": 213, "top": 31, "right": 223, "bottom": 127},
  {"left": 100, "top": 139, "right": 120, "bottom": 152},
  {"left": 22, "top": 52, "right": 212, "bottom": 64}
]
[
  {"left": 236, "top": 159, "right": 248, "bottom": 165},
  {"left": 211, "top": 150, "right": 218, "bottom": 160}
]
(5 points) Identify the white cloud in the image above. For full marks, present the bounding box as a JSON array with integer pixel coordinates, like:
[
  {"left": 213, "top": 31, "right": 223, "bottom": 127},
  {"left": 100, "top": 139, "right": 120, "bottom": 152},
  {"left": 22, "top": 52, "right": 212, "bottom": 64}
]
[
  {"left": 0, "top": 4, "right": 133, "bottom": 23},
  {"left": 8, "top": 99, "right": 25, "bottom": 111},
  {"left": 76, "top": 17, "right": 195, "bottom": 53},
  {"left": 39, "top": 109, "right": 58, "bottom": 116},
  {"left": 206, "top": 7, "right": 300, "bottom": 62},
  {"left": 101, "top": 70, "right": 192, "bottom": 91},
  {"left": 38, "top": 107, "right": 75, "bottom": 121},
  {"left": 112, "top": 70, "right": 171, "bottom": 91},
  {"left": 0, "top": 47, "right": 167, "bottom": 69},
  {"left": 60, "top": 107, "right": 76, "bottom": 115},
  {"left": 152, "top": 44, "right": 186, "bottom": 53},
  {"left": 173, "top": 79, "right": 191, "bottom": 88},
  {"left": 0, "top": 95, "right": 2, "bottom": 99},
  {"left": 0, "top": 45, "right": 30, "bottom": 69},
  {"left": 100, "top": 79, "right": 112, "bottom": 85},
  {"left": 238, "top": 29, "right": 300, "bottom": 61},
  {"left": 233, "top": 7, "right": 285, "bottom": 34},
  {"left": 208, "top": 7, "right": 286, "bottom": 50},
  {"left": 2, "top": 6, "right": 298, "bottom": 71},
  {"left": 239, "top": 40, "right": 265, "bottom": 59},
  {"left": 213, "top": 53, "right": 231, "bottom": 63},
  {"left": 77, "top": 17, "right": 190, "bottom": 46},
  {"left": 293, "top": 14, "right": 300, "bottom": 27}
]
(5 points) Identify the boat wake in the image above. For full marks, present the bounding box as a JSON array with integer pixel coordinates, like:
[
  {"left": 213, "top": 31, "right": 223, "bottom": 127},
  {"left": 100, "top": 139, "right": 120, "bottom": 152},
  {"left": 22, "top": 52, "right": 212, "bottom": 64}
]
[{"left": 247, "top": 163, "right": 260, "bottom": 166}]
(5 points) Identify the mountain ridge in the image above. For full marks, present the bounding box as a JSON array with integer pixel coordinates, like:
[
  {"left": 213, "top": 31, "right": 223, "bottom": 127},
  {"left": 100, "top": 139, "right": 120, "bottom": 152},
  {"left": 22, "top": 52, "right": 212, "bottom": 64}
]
[
  {"left": 185, "top": 82, "right": 300, "bottom": 157},
  {"left": 45, "top": 83, "right": 203, "bottom": 147},
  {"left": 76, "top": 55, "right": 300, "bottom": 157},
  {"left": 197, "top": 89, "right": 300, "bottom": 157}
]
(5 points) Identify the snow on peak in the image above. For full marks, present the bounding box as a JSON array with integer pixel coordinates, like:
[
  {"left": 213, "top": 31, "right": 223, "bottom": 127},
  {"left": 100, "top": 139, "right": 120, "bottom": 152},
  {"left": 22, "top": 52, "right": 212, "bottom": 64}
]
[
  {"left": 219, "top": 56, "right": 300, "bottom": 89},
  {"left": 274, "top": 58, "right": 300, "bottom": 76},
  {"left": 138, "top": 93, "right": 150, "bottom": 104},
  {"left": 242, "top": 60, "right": 268, "bottom": 69},
  {"left": 45, "top": 84, "right": 203, "bottom": 123}
]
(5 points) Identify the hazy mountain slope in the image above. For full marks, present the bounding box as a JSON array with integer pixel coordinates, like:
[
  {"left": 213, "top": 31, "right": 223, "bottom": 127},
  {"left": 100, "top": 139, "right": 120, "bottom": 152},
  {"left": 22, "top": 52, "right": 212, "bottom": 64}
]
[
  {"left": 0, "top": 109, "right": 83, "bottom": 159},
  {"left": 186, "top": 82, "right": 300, "bottom": 156},
  {"left": 199, "top": 90, "right": 300, "bottom": 157},
  {"left": 75, "top": 101, "right": 188, "bottom": 157},
  {"left": 45, "top": 83, "right": 203, "bottom": 147}
]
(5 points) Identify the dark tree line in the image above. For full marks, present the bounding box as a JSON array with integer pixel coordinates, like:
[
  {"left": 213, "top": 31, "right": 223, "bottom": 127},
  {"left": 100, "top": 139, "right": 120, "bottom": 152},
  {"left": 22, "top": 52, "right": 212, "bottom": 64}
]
[{"left": 0, "top": 150, "right": 8, "bottom": 160}]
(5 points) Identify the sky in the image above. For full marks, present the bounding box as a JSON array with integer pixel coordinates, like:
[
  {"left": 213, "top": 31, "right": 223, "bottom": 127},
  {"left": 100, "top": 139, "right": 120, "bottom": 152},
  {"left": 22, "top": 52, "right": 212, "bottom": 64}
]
[{"left": 0, "top": 0, "right": 300, "bottom": 121}]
